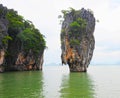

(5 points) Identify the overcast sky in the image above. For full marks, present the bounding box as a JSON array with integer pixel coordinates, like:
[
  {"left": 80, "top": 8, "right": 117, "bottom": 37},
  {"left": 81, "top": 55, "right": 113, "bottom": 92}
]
[{"left": 1, "top": 0, "right": 120, "bottom": 65}]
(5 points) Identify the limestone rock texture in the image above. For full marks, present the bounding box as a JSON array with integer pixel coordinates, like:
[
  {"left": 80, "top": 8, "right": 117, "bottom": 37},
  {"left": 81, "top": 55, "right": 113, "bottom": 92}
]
[
  {"left": 0, "top": 4, "right": 46, "bottom": 72},
  {"left": 60, "top": 8, "right": 96, "bottom": 72},
  {"left": 0, "top": 4, "right": 8, "bottom": 72}
]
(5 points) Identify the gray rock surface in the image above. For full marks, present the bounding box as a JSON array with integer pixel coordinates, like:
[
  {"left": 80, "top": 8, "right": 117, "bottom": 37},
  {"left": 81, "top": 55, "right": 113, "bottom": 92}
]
[
  {"left": 0, "top": 4, "right": 45, "bottom": 72},
  {"left": 0, "top": 4, "right": 8, "bottom": 72},
  {"left": 61, "top": 8, "right": 96, "bottom": 72}
]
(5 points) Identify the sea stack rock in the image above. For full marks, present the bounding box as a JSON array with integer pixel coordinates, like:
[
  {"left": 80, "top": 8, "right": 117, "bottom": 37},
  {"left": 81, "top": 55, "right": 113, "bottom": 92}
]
[
  {"left": 60, "top": 8, "right": 96, "bottom": 72},
  {"left": 0, "top": 4, "right": 46, "bottom": 72}
]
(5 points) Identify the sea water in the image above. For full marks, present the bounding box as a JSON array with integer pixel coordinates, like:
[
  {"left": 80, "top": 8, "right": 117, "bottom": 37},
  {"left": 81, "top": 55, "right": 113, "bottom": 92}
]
[{"left": 0, "top": 65, "right": 120, "bottom": 98}]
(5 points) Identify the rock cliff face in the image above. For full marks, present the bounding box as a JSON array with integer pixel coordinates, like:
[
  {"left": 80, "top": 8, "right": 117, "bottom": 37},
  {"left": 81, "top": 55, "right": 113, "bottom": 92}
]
[
  {"left": 60, "top": 8, "right": 95, "bottom": 72},
  {"left": 0, "top": 4, "right": 46, "bottom": 72},
  {"left": 0, "top": 5, "right": 8, "bottom": 72}
]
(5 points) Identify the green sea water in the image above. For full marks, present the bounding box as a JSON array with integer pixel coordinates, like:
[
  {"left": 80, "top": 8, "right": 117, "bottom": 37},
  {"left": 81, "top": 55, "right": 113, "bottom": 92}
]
[{"left": 0, "top": 66, "right": 120, "bottom": 98}]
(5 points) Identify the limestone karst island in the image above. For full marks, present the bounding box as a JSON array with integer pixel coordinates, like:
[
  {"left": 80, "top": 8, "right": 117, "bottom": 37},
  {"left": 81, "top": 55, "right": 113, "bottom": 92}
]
[
  {"left": 60, "top": 8, "right": 96, "bottom": 72},
  {"left": 0, "top": 4, "right": 46, "bottom": 72},
  {"left": 0, "top": 4, "right": 96, "bottom": 73}
]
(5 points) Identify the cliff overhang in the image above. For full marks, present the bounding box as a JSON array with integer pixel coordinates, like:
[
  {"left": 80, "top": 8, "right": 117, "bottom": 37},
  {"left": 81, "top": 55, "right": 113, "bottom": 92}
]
[{"left": 0, "top": 4, "right": 46, "bottom": 72}]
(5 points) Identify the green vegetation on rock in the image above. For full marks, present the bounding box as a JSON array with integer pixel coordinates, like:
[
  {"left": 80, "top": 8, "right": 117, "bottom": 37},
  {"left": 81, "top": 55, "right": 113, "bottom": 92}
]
[
  {"left": 70, "top": 18, "right": 87, "bottom": 33},
  {"left": 60, "top": 8, "right": 87, "bottom": 48},
  {"left": 70, "top": 39, "right": 80, "bottom": 46},
  {"left": 6, "top": 9, "right": 24, "bottom": 34},
  {"left": 17, "top": 28, "right": 46, "bottom": 55},
  {"left": 5, "top": 9, "right": 46, "bottom": 55},
  {"left": 2, "top": 35, "right": 12, "bottom": 45}
]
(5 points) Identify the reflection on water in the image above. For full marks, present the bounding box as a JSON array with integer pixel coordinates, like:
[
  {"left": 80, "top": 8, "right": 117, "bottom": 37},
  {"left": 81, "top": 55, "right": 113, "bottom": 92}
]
[
  {"left": 42, "top": 66, "right": 95, "bottom": 98},
  {"left": 0, "top": 66, "right": 96, "bottom": 98},
  {"left": 0, "top": 71, "right": 44, "bottom": 98},
  {"left": 1, "top": 66, "right": 120, "bottom": 98},
  {"left": 60, "top": 72, "right": 95, "bottom": 98},
  {"left": 42, "top": 66, "right": 70, "bottom": 98}
]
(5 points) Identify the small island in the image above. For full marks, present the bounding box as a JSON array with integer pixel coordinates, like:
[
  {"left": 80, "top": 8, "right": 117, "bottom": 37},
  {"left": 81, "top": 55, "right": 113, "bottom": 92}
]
[
  {"left": 0, "top": 4, "right": 46, "bottom": 72},
  {"left": 60, "top": 8, "right": 96, "bottom": 72}
]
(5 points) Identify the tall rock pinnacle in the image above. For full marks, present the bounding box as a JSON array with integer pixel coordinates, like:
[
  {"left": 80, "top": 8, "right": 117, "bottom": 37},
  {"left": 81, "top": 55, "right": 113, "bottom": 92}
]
[{"left": 60, "top": 8, "right": 96, "bottom": 72}]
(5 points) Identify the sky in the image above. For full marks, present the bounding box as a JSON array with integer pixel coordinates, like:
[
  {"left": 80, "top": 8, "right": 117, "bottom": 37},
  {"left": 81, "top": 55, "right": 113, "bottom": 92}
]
[{"left": 0, "top": 0, "right": 120, "bottom": 65}]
